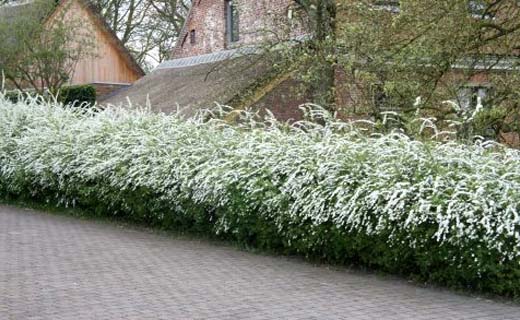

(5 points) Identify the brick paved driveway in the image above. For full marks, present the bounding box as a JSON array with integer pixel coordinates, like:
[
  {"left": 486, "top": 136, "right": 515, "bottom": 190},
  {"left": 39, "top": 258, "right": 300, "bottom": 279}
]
[{"left": 1, "top": 205, "right": 520, "bottom": 320}]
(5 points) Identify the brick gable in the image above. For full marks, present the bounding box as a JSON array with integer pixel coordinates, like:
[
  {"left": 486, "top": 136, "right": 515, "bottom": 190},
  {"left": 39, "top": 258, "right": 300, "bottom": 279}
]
[{"left": 172, "top": 0, "right": 304, "bottom": 59}]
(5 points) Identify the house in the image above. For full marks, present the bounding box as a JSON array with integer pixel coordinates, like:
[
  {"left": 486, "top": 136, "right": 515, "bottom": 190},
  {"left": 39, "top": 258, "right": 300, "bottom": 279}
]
[
  {"left": 104, "top": 0, "right": 519, "bottom": 125},
  {"left": 0, "top": 0, "right": 145, "bottom": 98},
  {"left": 334, "top": 1, "right": 520, "bottom": 115},
  {"left": 103, "top": 0, "right": 309, "bottom": 120}
]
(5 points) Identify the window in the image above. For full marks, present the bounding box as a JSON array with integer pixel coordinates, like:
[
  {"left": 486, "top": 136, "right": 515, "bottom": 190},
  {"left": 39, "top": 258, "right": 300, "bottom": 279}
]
[
  {"left": 287, "top": 4, "right": 305, "bottom": 24},
  {"left": 468, "top": 0, "right": 495, "bottom": 19},
  {"left": 225, "top": 0, "right": 239, "bottom": 43},
  {"left": 457, "top": 85, "right": 490, "bottom": 109},
  {"left": 287, "top": 7, "right": 294, "bottom": 20},
  {"left": 374, "top": 0, "right": 401, "bottom": 13},
  {"left": 286, "top": 4, "right": 304, "bottom": 21},
  {"left": 190, "top": 30, "right": 196, "bottom": 45}
]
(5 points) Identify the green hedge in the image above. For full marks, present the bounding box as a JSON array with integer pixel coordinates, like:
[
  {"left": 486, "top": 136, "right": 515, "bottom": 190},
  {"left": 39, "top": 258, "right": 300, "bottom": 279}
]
[
  {"left": 58, "top": 85, "right": 96, "bottom": 106},
  {"left": 3, "top": 84, "right": 96, "bottom": 106},
  {"left": 1, "top": 96, "right": 520, "bottom": 298},
  {"left": 3, "top": 91, "right": 36, "bottom": 104}
]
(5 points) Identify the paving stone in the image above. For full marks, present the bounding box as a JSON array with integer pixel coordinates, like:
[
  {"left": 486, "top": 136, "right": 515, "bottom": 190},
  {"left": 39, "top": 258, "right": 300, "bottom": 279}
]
[{"left": 1, "top": 205, "right": 520, "bottom": 320}]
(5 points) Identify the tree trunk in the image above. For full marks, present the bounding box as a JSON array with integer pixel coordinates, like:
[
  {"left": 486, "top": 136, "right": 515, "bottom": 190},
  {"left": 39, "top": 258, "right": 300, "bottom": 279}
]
[{"left": 297, "top": 0, "right": 337, "bottom": 109}]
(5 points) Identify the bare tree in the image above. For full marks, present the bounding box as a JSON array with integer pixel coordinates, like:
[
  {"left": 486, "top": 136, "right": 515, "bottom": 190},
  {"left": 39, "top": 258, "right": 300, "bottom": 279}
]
[
  {"left": 234, "top": 0, "right": 520, "bottom": 142},
  {"left": 0, "top": 0, "right": 95, "bottom": 95},
  {"left": 92, "top": 0, "right": 191, "bottom": 69}
]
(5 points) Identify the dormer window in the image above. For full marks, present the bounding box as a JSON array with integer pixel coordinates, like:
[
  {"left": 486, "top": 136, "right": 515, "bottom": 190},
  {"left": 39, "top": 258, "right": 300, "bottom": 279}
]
[{"left": 225, "top": 0, "right": 239, "bottom": 43}]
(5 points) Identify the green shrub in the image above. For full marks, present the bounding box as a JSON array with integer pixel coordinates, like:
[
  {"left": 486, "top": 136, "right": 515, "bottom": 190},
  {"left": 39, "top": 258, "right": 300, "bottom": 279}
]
[
  {"left": 473, "top": 107, "right": 508, "bottom": 139},
  {"left": 1, "top": 96, "right": 520, "bottom": 297},
  {"left": 3, "top": 85, "right": 96, "bottom": 107},
  {"left": 58, "top": 85, "right": 96, "bottom": 106},
  {"left": 3, "top": 91, "right": 36, "bottom": 104}
]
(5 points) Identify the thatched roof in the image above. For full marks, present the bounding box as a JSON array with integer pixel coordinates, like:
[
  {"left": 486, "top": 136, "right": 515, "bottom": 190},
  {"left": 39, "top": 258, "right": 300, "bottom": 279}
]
[{"left": 102, "top": 51, "right": 275, "bottom": 116}]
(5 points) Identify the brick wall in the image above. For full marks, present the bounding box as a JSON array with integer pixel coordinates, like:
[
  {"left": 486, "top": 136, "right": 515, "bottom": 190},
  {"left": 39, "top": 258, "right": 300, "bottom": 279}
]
[
  {"left": 172, "top": 0, "right": 305, "bottom": 59},
  {"left": 91, "top": 83, "right": 132, "bottom": 100},
  {"left": 252, "top": 77, "right": 308, "bottom": 122},
  {"left": 173, "top": 0, "right": 226, "bottom": 58},
  {"left": 230, "top": 0, "right": 306, "bottom": 49}
]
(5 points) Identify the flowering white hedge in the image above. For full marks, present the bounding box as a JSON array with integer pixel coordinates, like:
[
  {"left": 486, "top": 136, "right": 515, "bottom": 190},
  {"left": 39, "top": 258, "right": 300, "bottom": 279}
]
[{"left": 1, "top": 96, "right": 520, "bottom": 295}]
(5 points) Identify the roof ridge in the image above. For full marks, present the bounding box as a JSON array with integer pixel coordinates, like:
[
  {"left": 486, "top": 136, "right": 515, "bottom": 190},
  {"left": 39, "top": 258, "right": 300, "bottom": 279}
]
[{"left": 155, "top": 46, "right": 259, "bottom": 70}]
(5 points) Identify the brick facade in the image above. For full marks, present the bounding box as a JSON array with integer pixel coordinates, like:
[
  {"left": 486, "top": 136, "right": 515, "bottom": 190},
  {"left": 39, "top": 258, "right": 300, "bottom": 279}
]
[
  {"left": 173, "top": 0, "right": 304, "bottom": 59},
  {"left": 173, "top": 0, "right": 226, "bottom": 58}
]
